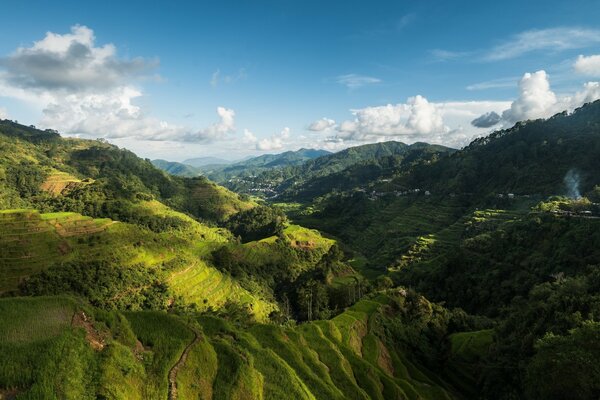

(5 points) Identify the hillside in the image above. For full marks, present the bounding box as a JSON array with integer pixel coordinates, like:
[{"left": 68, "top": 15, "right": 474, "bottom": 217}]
[
  {"left": 0, "top": 121, "right": 347, "bottom": 322},
  {"left": 0, "top": 291, "right": 480, "bottom": 399},
  {"left": 199, "top": 148, "right": 332, "bottom": 183},
  {"left": 3, "top": 101, "right": 600, "bottom": 399},
  {"left": 151, "top": 159, "right": 203, "bottom": 177},
  {"left": 399, "top": 100, "right": 600, "bottom": 197},
  {"left": 279, "top": 102, "right": 600, "bottom": 398},
  {"left": 289, "top": 101, "right": 600, "bottom": 268},
  {"left": 224, "top": 142, "right": 454, "bottom": 199}
]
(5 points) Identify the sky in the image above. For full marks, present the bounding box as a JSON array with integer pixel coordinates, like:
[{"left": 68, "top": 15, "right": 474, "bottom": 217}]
[{"left": 1, "top": 0, "right": 600, "bottom": 161}]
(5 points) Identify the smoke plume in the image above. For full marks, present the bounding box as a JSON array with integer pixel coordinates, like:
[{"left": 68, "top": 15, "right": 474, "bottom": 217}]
[{"left": 564, "top": 169, "right": 582, "bottom": 199}]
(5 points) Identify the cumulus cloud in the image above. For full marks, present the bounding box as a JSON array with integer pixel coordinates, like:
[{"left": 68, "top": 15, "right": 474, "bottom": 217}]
[
  {"left": 574, "top": 54, "right": 600, "bottom": 76},
  {"left": 336, "top": 74, "right": 381, "bottom": 89},
  {"left": 472, "top": 70, "right": 600, "bottom": 127},
  {"left": 501, "top": 71, "right": 558, "bottom": 123},
  {"left": 314, "top": 97, "right": 509, "bottom": 148},
  {"left": 0, "top": 25, "right": 151, "bottom": 92},
  {"left": 308, "top": 117, "right": 336, "bottom": 131},
  {"left": 471, "top": 111, "right": 501, "bottom": 128},
  {"left": 242, "top": 128, "right": 257, "bottom": 144},
  {"left": 485, "top": 27, "right": 600, "bottom": 61},
  {"left": 336, "top": 95, "right": 446, "bottom": 141},
  {"left": 0, "top": 107, "right": 8, "bottom": 119},
  {"left": 0, "top": 25, "right": 240, "bottom": 144},
  {"left": 256, "top": 127, "right": 290, "bottom": 151}
]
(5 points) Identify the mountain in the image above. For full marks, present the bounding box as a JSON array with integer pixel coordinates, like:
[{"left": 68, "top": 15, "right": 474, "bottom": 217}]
[
  {"left": 151, "top": 159, "right": 202, "bottom": 177},
  {"left": 183, "top": 156, "right": 232, "bottom": 167},
  {"left": 231, "top": 148, "right": 331, "bottom": 168},
  {"left": 281, "top": 101, "right": 600, "bottom": 398},
  {"left": 201, "top": 148, "right": 332, "bottom": 182},
  {"left": 224, "top": 141, "right": 455, "bottom": 200},
  {"left": 3, "top": 100, "right": 600, "bottom": 399},
  {"left": 0, "top": 120, "right": 490, "bottom": 398}
]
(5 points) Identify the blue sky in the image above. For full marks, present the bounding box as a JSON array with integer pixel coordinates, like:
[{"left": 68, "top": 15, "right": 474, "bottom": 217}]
[{"left": 0, "top": 0, "right": 600, "bottom": 161}]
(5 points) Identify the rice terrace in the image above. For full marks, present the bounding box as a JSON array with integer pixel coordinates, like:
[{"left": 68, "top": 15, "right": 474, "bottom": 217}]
[{"left": 1, "top": 1, "right": 600, "bottom": 399}]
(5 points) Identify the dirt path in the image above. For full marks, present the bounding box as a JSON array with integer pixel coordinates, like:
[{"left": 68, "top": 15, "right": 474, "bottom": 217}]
[{"left": 168, "top": 328, "right": 201, "bottom": 400}]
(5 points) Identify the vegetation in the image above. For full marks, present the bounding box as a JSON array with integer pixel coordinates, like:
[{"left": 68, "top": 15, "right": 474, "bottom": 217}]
[{"left": 4, "top": 102, "right": 600, "bottom": 399}]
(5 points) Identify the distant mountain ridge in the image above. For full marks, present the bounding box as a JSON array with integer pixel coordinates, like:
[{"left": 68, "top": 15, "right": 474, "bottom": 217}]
[
  {"left": 151, "top": 159, "right": 202, "bottom": 177},
  {"left": 183, "top": 156, "right": 231, "bottom": 167},
  {"left": 224, "top": 141, "right": 456, "bottom": 200},
  {"left": 199, "top": 148, "right": 332, "bottom": 182}
]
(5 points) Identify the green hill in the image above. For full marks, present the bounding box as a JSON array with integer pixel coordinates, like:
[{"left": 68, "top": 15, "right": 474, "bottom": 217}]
[
  {"left": 4, "top": 100, "right": 600, "bottom": 400},
  {"left": 151, "top": 159, "right": 203, "bottom": 177},
  {"left": 198, "top": 148, "right": 332, "bottom": 184},
  {"left": 222, "top": 141, "right": 454, "bottom": 200},
  {"left": 0, "top": 291, "right": 476, "bottom": 399}
]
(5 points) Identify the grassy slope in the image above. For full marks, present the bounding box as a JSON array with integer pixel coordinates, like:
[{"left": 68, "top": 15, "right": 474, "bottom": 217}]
[
  {"left": 0, "top": 293, "right": 471, "bottom": 399},
  {"left": 0, "top": 206, "right": 277, "bottom": 319}
]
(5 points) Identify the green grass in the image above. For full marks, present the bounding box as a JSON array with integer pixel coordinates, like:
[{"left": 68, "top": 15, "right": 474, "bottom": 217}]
[
  {"left": 445, "top": 329, "right": 494, "bottom": 395},
  {"left": 124, "top": 311, "right": 195, "bottom": 399},
  {"left": 0, "top": 293, "right": 479, "bottom": 399},
  {"left": 0, "top": 207, "right": 279, "bottom": 319}
]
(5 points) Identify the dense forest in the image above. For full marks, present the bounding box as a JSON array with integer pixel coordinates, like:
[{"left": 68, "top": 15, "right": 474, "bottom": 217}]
[{"left": 2, "top": 101, "right": 600, "bottom": 399}]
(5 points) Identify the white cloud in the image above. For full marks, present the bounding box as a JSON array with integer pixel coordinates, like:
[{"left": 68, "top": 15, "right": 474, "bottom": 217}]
[
  {"left": 472, "top": 70, "right": 600, "bottom": 127},
  {"left": 335, "top": 74, "right": 381, "bottom": 89},
  {"left": 466, "top": 77, "right": 519, "bottom": 91},
  {"left": 0, "top": 25, "right": 151, "bottom": 91},
  {"left": 308, "top": 117, "right": 336, "bottom": 131},
  {"left": 574, "top": 54, "right": 600, "bottom": 76},
  {"left": 485, "top": 27, "right": 600, "bottom": 61},
  {"left": 242, "top": 128, "right": 257, "bottom": 144},
  {"left": 256, "top": 127, "right": 290, "bottom": 151},
  {"left": 0, "top": 25, "right": 240, "bottom": 144},
  {"left": 315, "top": 97, "right": 510, "bottom": 148},
  {"left": 336, "top": 95, "right": 446, "bottom": 141},
  {"left": 501, "top": 71, "right": 558, "bottom": 123},
  {"left": 565, "top": 81, "right": 600, "bottom": 109}
]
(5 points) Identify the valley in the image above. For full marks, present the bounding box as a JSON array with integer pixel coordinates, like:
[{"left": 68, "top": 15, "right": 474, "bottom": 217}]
[{"left": 2, "top": 102, "right": 600, "bottom": 399}]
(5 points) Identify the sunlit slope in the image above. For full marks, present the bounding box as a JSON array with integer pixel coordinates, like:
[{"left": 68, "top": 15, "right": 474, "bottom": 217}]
[
  {"left": 0, "top": 206, "right": 274, "bottom": 317},
  {"left": 0, "top": 293, "right": 468, "bottom": 399}
]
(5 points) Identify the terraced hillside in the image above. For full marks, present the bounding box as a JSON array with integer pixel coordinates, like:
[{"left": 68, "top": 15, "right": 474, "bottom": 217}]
[
  {"left": 0, "top": 293, "right": 474, "bottom": 399},
  {"left": 0, "top": 206, "right": 276, "bottom": 318},
  {"left": 0, "top": 210, "right": 113, "bottom": 292},
  {"left": 295, "top": 196, "right": 467, "bottom": 271}
]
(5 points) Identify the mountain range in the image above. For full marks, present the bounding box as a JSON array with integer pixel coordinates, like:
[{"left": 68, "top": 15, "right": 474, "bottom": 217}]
[{"left": 2, "top": 101, "right": 600, "bottom": 399}]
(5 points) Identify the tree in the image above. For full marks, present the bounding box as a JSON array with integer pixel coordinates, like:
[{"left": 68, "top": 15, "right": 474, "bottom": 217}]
[{"left": 526, "top": 322, "right": 600, "bottom": 400}]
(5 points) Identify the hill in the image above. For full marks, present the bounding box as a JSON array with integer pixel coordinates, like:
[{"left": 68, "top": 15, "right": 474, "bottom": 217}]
[
  {"left": 279, "top": 101, "right": 600, "bottom": 398},
  {"left": 200, "top": 148, "right": 332, "bottom": 184},
  {"left": 0, "top": 120, "right": 349, "bottom": 322},
  {"left": 0, "top": 291, "right": 482, "bottom": 399},
  {"left": 151, "top": 159, "right": 202, "bottom": 177},
  {"left": 4, "top": 100, "right": 600, "bottom": 399},
  {"left": 224, "top": 142, "right": 454, "bottom": 199},
  {"left": 289, "top": 101, "right": 600, "bottom": 268}
]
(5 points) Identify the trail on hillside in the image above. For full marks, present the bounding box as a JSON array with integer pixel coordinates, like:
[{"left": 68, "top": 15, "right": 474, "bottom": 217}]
[{"left": 168, "top": 327, "right": 201, "bottom": 400}]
